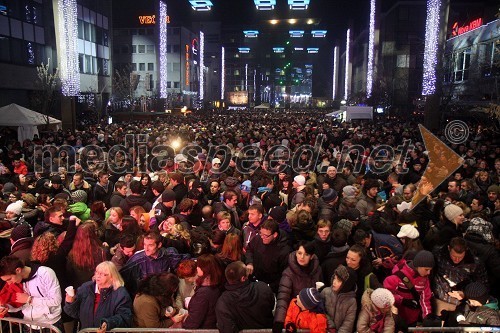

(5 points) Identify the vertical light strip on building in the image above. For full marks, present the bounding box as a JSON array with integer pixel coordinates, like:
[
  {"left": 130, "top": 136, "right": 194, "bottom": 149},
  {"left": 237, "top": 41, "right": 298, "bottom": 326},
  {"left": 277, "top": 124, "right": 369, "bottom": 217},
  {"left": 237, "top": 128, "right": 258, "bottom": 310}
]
[
  {"left": 245, "top": 64, "right": 248, "bottom": 91},
  {"left": 344, "top": 29, "right": 350, "bottom": 100},
  {"left": 221, "top": 46, "right": 225, "bottom": 100},
  {"left": 199, "top": 31, "right": 205, "bottom": 101},
  {"left": 158, "top": 0, "right": 168, "bottom": 98},
  {"left": 332, "top": 46, "right": 338, "bottom": 100},
  {"left": 58, "top": 0, "right": 79, "bottom": 96},
  {"left": 422, "top": 0, "right": 440, "bottom": 95},
  {"left": 366, "top": 0, "right": 375, "bottom": 98},
  {"left": 253, "top": 69, "right": 256, "bottom": 101}
]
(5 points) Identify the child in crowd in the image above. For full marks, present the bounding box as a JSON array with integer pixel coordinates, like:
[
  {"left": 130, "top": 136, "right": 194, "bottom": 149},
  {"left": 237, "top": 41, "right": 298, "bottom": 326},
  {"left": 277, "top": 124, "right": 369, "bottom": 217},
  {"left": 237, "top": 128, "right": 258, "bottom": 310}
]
[{"left": 284, "top": 287, "right": 328, "bottom": 333}]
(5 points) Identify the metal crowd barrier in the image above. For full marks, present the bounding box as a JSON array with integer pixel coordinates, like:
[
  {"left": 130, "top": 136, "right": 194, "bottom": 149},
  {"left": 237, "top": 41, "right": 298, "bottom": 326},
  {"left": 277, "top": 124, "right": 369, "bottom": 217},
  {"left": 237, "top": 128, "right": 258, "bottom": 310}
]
[
  {"left": 78, "top": 329, "right": 308, "bottom": 333},
  {"left": 408, "top": 328, "right": 500, "bottom": 332},
  {"left": 0, "top": 317, "right": 62, "bottom": 333}
]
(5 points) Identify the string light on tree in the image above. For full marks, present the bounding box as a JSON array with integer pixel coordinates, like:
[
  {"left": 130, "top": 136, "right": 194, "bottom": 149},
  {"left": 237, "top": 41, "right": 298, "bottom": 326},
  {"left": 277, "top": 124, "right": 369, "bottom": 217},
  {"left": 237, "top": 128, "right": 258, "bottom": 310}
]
[
  {"left": 422, "top": 0, "right": 441, "bottom": 95},
  {"left": 332, "top": 46, "right": 338, "bottom": 100},
  {"left": 221, "top": 46, "right": 225, "bottom": 100},
  {"left": 199, "top": 31, "right": 205, "bottom": 102},
  {"left": 158, "top": 0, "right": 168, "bottom": 98},
  {"left": 366, "top": 0, "right": 375, "bottom": 98},
  {"left": 57, "top": 0, "right": 79, "bottom": 96},
  {"left": 344, "top": 29, "right": 350, "bottom": 101}
]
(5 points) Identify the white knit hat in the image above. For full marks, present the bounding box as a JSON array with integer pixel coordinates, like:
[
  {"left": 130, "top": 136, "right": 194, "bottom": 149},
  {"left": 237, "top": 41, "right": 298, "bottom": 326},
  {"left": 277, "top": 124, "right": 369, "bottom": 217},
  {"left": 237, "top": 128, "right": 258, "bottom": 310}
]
[
  {"left": 444, "top": 204, "right": 463, "bottom": 221},
  {"left": 397, "top": 224, "right": 419, "bottom": 240},
  {"left": 6, "top": 201, "right": 24, "bottom": 216},
  {"left": 294, "top": 175, "right": 306, "bottom": 186},
  {"left": 371, "top": 288, "right": 395, "bottom": 309}
]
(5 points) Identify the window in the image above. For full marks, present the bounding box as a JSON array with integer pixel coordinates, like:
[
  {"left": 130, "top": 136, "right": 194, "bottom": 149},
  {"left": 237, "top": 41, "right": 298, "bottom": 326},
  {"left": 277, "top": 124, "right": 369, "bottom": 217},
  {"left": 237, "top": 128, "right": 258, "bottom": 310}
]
[
  {"left": 85, "top": 55, "right": 92, "bottom": 74},
  {"left": 78, "top": 20, "right": 84, "bottom": 39},
  {"left": 131, "top": 45, "right": 136, "bottom": 53},
  {"left": 234, "top": 69, "right": 240, "bottom": 76},
  {"left": 84, "top": 22, "right": 91, "bottom": 41},
  {"left": 131, "top": 63, "right": 137, "bottom": 71},
  {"left": 167, "top": 45, "right": 171, "bottom": 53},
  {"left": 397, "top": 55, "right": 409, "bottom": 68},
  {"left": 146, "top": 45, "right": 154, "bottom": 53},
  {"left": 174, "top": 81, "right": 180, "bottom": 88},
  {"left": 148, "top": 63, "right": 154, "bottom": 71},
  {"left": 454, "top": 48, "right": 471, "bottom": 81},
  {"left": 139, "top": 63, "right": 145, "bottom": 71},
  {"left": 167, "top": 81, "right": 171, "bottom": 88},
  {"left": 103, "top": 31, "right": 108, "bottom": 46},
  {"left": 79, "top": 54, "right": 84, "bottom": 72},
  {"left": 138, "top": 45, "right": 145, "bottom": 53}
]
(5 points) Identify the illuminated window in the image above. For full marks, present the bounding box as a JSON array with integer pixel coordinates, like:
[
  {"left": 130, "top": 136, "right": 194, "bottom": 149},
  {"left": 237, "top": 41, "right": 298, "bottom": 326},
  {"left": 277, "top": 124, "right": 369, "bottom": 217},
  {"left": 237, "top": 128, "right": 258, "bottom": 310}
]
[{"left": 453, "top": 48, "right": 471, "bottom": 81}]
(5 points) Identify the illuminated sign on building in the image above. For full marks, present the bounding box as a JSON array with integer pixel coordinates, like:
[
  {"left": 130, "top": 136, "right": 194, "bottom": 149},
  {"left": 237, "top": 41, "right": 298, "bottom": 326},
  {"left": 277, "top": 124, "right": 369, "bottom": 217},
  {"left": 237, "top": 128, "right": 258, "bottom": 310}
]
[
  {"left": 254, "top": 0, "right": 276, "bottom": 10},
  {"left": 138, "top": 15, "right": 170, "bottom": 25},
  {"left": 273, "top": 47, "right": 285, "bottom": 53},
  {"left": 307, "top": 47, "right": 319, "bottom": 53},
  {"left": 451, "top": 18, "right": 483, "bottom": 37},
  {"left": 185, "top": 44, "right": 190, "bottom": 87},
  {"left": 243, "top": 30, "right": 259, "bottom": 38},
  {"left": 289, "top": 30, "right": 304, "bottom": 37},
  {"left": 238, "top": 47, "right": 250, "bottom": 53},
  {"left": 288, "top": 0, "right": 309, "bottom": 10},
  {"left": 188, "top": 0, "right": 213, "bottom": 11},
  {"left": 311, "top": 30, "right": 327, "bottom": 37}
]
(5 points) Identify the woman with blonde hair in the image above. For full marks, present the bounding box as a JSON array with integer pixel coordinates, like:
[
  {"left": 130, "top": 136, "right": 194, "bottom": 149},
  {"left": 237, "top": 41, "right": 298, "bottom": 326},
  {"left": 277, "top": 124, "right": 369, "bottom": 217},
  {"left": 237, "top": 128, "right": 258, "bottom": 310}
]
[
  {"left": 105, "top": 207, "right": 124, "bottom": 247},
  {"left": 64, "top": 261, "right": 132, "bottom": 330},
  {"left": 67, "top": 222, "right": 108, "bottom": 288}
]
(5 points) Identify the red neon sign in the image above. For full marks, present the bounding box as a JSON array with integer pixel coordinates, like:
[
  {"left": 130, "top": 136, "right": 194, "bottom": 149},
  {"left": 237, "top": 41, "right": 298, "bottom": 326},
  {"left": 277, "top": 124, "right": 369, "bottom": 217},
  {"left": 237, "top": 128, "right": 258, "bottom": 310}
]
[
  {"left": 451, "top": 18, "right": 483, "bottom": 37},
  {"left": 185, "top": 44, "right": 190, "bottom": 87},
  {"left": 138, "top": 15, "right": 170, "bottom": 25}
]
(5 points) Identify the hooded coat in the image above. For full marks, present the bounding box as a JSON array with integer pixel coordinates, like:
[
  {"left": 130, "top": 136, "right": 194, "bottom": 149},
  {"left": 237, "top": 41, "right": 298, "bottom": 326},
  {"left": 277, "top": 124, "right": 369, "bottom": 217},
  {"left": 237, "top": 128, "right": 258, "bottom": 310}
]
[
  {"left": 357, "top": 289, "right": 395, "bottom": 333},
  {"left": 215, "top": 280, "right": 275, "bottom": 333},
  {"left": 274, "top": 251, "right": 322, "bottom": 323}
]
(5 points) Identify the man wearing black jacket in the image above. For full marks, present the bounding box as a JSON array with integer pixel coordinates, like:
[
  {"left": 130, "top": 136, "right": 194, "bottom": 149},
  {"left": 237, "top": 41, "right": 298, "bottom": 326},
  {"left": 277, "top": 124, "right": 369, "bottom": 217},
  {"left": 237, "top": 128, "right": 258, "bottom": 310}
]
[{"left": 216, "top": 261, "right": 275, "bottom": 333}]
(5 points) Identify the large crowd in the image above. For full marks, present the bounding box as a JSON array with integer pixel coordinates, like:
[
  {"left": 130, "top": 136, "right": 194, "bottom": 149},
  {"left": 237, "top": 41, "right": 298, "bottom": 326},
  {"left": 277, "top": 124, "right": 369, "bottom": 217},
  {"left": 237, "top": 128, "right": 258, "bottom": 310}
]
[{"left": 0, "top": 110, "right": 498, "bottom": 333}]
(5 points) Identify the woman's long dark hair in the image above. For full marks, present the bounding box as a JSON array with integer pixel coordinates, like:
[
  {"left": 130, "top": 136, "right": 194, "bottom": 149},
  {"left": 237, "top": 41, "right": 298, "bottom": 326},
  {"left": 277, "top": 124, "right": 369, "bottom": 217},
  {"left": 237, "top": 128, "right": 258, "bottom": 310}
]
[{"left": 137, "top": 272, "right": 179, "bottom": 308}]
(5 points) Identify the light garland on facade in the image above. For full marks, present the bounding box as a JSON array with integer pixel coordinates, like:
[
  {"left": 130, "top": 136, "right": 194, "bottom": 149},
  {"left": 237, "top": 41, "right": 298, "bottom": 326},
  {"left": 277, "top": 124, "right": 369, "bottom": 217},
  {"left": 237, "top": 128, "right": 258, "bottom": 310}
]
[
  {"left": 221, "top": 47, "right": 225, "bottom": 100},
  {"left": 422, "top": 0, "right": 440, "bottom": 95},
  {"left": 158, "top": 0, "right": 168, "bottom": 98},
  {"left": 344, "top": 29, "right": 350, "bottom": 100},
  {"left": 245, "top": 64, "right": 248, "bottom": 91},
  {"left": 199, "top": 31, "right": 205, "bottom": 102},
  {"left": 58, "top": 0, "right": 79, "bottom": 96},
  {"left": 333, "top": 46, "right": 338, "bottom": 100},
  {"left": 366, "top": 0, "right": 375, "bottom": 98}
]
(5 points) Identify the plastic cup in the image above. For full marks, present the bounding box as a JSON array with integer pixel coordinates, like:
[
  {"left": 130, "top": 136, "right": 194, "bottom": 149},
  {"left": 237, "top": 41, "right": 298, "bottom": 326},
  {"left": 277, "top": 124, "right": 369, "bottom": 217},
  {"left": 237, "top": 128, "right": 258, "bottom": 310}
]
[
  {"left": 65, "top": 286, "right": 75, "bottom": 297},
  {"left": 178, "top": 308, "right": 187, "bottom": 315}
]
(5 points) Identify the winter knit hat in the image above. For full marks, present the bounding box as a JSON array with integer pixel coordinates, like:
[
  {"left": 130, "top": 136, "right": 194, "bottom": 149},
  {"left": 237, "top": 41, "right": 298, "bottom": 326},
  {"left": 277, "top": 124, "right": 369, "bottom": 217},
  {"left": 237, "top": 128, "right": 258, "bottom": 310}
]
[
  {"left": 334, "top": 265, "right": 357, "bottom": 293},
  {"left": 240, "top": 180, "right": 252, "bottom": 192},
  {"left": 322, "top": 188, "right": 338, "bottom": 202},
  {"left": 371, "top": 288, "right": 395, "bottom": 309},
  {"left": 6, "top": 201, "right": 24, "bottom": 216},
  {"left": 397, "top": 224, "right": 419, "bottom": 240},
  {"left": 464, "top": 282, "right": 489, "bottom": 305},
  {"left": 465, "top": 217, "right": 495, "bottom": 244},
  {"left": 11, "top": 223, "right": 32, "bottom": 241},
  {"left": 269, "top": 206, "right": 287, "bottom": 222},
  {"left": 298, "top": 288, "right": 322, "bottom": 311},
  {"left": 412, "top": 250, "right": 435, "bottom": 268},
  {"left": 444, "top": 204, "right": 463, "bottom": 221},
  {"left": 2, "top": 182, "right": 17, "bottom": 194},
  {"left": 336, "top": 219, "right": 353, "bottom": 236},
  {"left": 293, "top": 175, "right": 306, "bottom": 186},
  {"left": 71, "top": 190, "right": 87, "bottom": 203},
  {"left": 342, "top": 185, "right": 357, "bottom": 198}
]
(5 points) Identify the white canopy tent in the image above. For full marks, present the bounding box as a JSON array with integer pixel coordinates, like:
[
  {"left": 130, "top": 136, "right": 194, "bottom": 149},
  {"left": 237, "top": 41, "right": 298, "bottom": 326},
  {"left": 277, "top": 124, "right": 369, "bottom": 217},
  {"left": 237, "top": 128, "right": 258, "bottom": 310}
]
[
  {"left": 0, "top": 103, "right": 62, "bottom": 143},
  {"left": 254, "top": 103, "right": 270, "bottom": 109}
]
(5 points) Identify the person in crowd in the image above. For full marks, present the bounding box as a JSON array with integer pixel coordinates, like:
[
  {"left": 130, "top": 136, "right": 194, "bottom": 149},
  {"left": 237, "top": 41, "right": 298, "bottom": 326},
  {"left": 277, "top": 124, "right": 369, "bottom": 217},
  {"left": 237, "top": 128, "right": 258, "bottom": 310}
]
[
  {"left": 245, "top": 219, "right": 291, "bottom": 294},
  {"left": 120, "top": 180, "right": 152, "bottom": 213},
  {"left": 111, "top": 234, "right": 137, "bottom": 271},
  {"left": 182, "top": 254, "right": 223, "bottom": 329},
  {"left": 346, "top": 244, "right": 378, "bottom": 304},
  {"left": 397, "top": 224, "right": 423, "bottom": 259},
  {"left": 214, "top": 190, "right": 242, "bottom": 229},
  {"left": 356, "top": 179, "right": 380, "bottom": 221},
  {"left": 133, "top": 272, "right": 185, "bottom": 328},
  {"left": 241, "top": 204, "right": 266, "bottom": 250},
  {"left": 357, "top": 288, "right": 396, "bottom": 333},
  {"left": 68, "top": 190, "right": 90, "bottom": 222},
  {"left": 444, "top": 281, "right": 500, "bottom": 327},
  {"left": 274, "top": 241, "right": 322, "bottom": 331},
  {"left": 322, "top": 229, "right": 350, "bottom": 285},
  {"left": 104, "top": 207, "right": 124, "bottom": 247},
  {"left": 120, "top": 231, "right": 188, "bottom": 296},
  {"left": 433, "top": 237, "right": 489, "bottom": 316},
  {"left": 64, "top": 261, "right": 132, "bottom": 330},
  {"left": 110, "top": 181, "right": 127, "bottom": 208},
  {"left": 214, "top": 211, "right": 241, "bottom": 237},
  {"left": 321, "top": 264, "right": 358, "bottom": 333},
  {"left": 9, "top": 223, "right": 33, "bottom": 262},
  {"left": 383, "top": 250, "right": 434, "bottom": 326},
  {"left": 311, "top": 220, "right": 333, "bottom": 263},
  {"left": 216, "top": 233, "right": 244, "bottom": 268},
  {"left": 215, "top": 261, "right": 275, "bottom": 332},
  {"left": 0, "top": 255, "right": 62, "bottom": 329},
  {"left": 428, "top": 204, "right": 466, "bottom": 249},
  {"left": 67, "top": 222, "right": 108, "bottom": 289},
  {"left": 284, "top": 287, "right": 328, "bottom": 333},
  {"left": 175, "top": 259, "right": 197, "bottom": 310},
  {"left": 94, "top": 172, "right": 114, "bottom": 207}
]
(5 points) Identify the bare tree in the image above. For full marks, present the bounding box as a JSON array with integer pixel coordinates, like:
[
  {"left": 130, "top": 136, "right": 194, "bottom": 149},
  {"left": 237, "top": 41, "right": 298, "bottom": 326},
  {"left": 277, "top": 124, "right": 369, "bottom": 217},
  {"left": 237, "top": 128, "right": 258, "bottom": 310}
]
[{"left": 31, "top": 60, "right": 60, "bottom": 128}]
